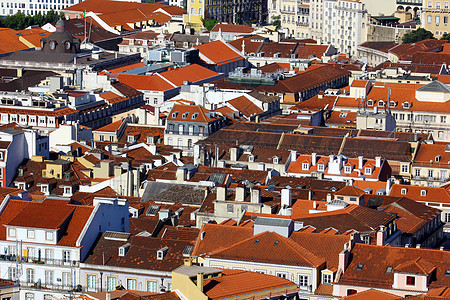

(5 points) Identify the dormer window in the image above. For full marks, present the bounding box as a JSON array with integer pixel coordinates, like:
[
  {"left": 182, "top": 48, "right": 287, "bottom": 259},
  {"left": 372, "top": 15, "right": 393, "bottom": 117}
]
[
  {"left": 41, "top": 185, "right": 48, "bottom": 194},
  {"left": 378, "top": 100, "right": 385, "bottom": 107},
  {"left": 157, "top": 246, "right": 168, "bottom": 260},
  {"left": 345, "top": 166, "right": 352, "bottom": 174},
  {"left": 147, "top": 136, "right": 154, "bottom": 144},
  {"left": 322, "top": 273, "right": 332, "bottom": 284},
  {"left": 182, "top": 112, "right": 189, "bottom": 119},
  {"left": 389, "top": 101, "right": 396, "bottom": 107},
  {"left": 406, "top": 276, "right": 415, "bottom": 286},
  {"left": 8, "top": 228, "right": 16, "bottom": 238},
  {"left": 339, "top": 112, "right": 348, "bottom": 118},
  {"left": 249, "top": 154, "right": 255, "bottom": 162},
  {"left": 401, "top": 188, "right": 407, "bottom": 195},
  {"left": 302, "top": 163, "right": 309, "bottom": 170},
  {"left": 27, "top": 230, "right": 35, "bottom": 239},
  {"left": 367, "top": 100, "right": 373, "bottom": 106},
  {"left": 435, "top": 155, "right": 441, "bottom": 162},
  {"left": 127, "top": 135, "right": 135, "bottom": 143},
  {"left": 172, "top": 111, "right": 179, "bottom": 118},
  {"left": 403, "top": 102, "right": 410, "bottom": 109},
  {"left": 318, "top": 164, "right": 325, "bottom": 171},
  {"left": 192, "top": 113, "right": 198, "bottom": 120},
  {"left": 46, "top": 231, "right": 54, "bottom": 241},
  {"left": 421, "top": 190, "right": 427, "bottom": 196},
  {"left": 119, "top": 243, "right": 130, "bottom": 257},
  {"left": 273, "top": 156, "right": 279, "bottom": 164},
  {"left": 365, "top": 167, "right": 372, "bottom": 175}
]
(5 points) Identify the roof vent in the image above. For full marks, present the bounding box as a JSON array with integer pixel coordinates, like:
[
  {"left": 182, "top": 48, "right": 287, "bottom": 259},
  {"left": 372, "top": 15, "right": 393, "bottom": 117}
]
[{"left": 157, "top": 246, "right": 169, "bottom": 260}]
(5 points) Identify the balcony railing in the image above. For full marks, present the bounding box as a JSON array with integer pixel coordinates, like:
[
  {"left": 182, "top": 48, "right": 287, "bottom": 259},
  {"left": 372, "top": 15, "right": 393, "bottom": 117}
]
[
  {"left": 0, "top": 255, "right": 79, "bottom": 267},
  {"left": 413, "top": 176, "right": 450, "bottom": 182}
]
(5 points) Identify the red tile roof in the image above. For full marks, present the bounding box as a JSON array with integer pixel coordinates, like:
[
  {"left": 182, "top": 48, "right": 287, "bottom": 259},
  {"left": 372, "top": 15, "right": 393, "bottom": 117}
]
[
  {"left": 195, "top": 40, "right": 244, "bottom": 65},
  {"left": 227, "top": 95, "right": 263, "bottom": 118},
  {"left": 167, "top": 104, "right": 222, "bottom": 123},
  {"left": 211, "top": 24, "right": 254, "bottom": 33},
  {"left": 118, "top": 73, "right": 176, "bottom": 91},
  {"left": 389, "top": 39, "right": 446, "bottom": 61},
  {"left": 203, "top": 269, "right": 298, "bottom": 300},
  {"left": 159, "top": 64, "right": 221, "bottom": 86}
]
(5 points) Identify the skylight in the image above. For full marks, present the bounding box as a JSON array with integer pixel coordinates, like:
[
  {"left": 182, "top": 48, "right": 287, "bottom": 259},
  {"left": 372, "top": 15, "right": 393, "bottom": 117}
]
[
  {"left": 386, "top": 266, "right": 393, "bottom": 273},
  {"left": 356, "top": 264, "right": 364, "bottom": 270},
  {"left": 445, "top": 270, "right": 450, "bottom": 277},
  {"left": 273, "top": 240, "right": 279, "bottom": 246},
  {"left": 254, "top": 239, "right": 260, "bottom": 244}
]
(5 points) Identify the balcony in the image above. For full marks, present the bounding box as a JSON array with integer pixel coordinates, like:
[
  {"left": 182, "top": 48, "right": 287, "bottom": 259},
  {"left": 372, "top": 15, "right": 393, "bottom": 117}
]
[
  {"left": 0, "top": 255, "right": 80, "bottom": 267},
  {"left": 413, "top": 176, "right": 450, "bottom": 182}
]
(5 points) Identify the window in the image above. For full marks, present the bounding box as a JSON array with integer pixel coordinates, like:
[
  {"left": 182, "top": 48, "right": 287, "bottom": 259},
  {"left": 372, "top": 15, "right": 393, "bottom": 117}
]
[
  {"left": 45, "top": 249, "right": 53, "bottom": 261},
  {"left": 428, "top": 0, "right": 432, "bottom": 7},
  {"left": 99, "top": 135, "right": 104, "bottom": 142},
  {"left": 147, "top": 280, "right": 157, "bottom": 292},
  {"left": 401, "top": 188, "right": 407, "bottom": 195},
  {"left": 302, "top": 163, "right": 309, "bottom": 170},
  {"left": 415, "top": 169, "right": 421, "bottom": 178},
  {"left": 276, "top": 272, "right": 288, "bottom": 278},
  {"left": 345, "top": 166, "right": 352, "bottom": 174},
  {"left": 62, "top": 272, "right": 71, "bottom": 287},
  {"left": 25, "top": 293, "right": 34, "bottom": 300},
  {"left": 45, "top": 270, "right": 53, "bottom": 285},
  {"left": 298, "top": 275, "right": 309, "bottom": 288},
  {"left": 365, "top": 167, "right": 372, "bottom": 175},
  {"left": 227, "top": 204, "right": 234, "bottom": 213},
  {"left": 107, "top": 276, "right": 117, "bottom": 291},
  {"left": 168, "top": 282, "right": 172, "bottom": 291},
  {"left": 323, "top": 273, "right": 332, "bottom": 284},
  {"left": 127, "top": 279, "right": 137, "bottom": 290},
  {"left": 401, "top": 164, "right": 409, "bottom": 173},
  {"left": 109, "top": 135, "right": 114, "bottom": 142},
  {"left": 428, "top": 169, "right": 434, "bottom": 179},
  {"left": 318, "top": 164, "right": 325, "bottom": 171},
  {"left": 87, "top": 274, "right": 97, "bottom": 290},
  {"left": 44, "top": 295, "right": 53, "bottom": 300},
  {"left": 441, "top": 116, "right": 447, "bottom": 123},
  {"left": 421, "top": 190, "right": 427, "bottom": 196},
  {"left": 378, "top": 100, "right": 384, "bottom": 107},
  {"left": 27, "top": 230, "right": 35, "bottom": 239},
  {"left": 428, "top": 15, "right": 432, "bottom": 23},
  {"left": 445, "top": 1, "right": 449, "bottom": 8},
  {"left": 363, "top": 235, "right": 371, "bottom": 244},
  {"left": 437, "top": 1, "right": 441, "bottom": 8},
  {"left": 347, "top": 289, "right": 357, "bottom": 296},
  {"left": 167, "top": 137, "right": 172, "bottom": 146},
  {"left": 177, "top": 138, "right": 183, "bottom": 147},
  {"left": 8, "top": 267, "right": 16, "bottom": 280},
  {"left": 8, "top": 228, "right": 16, "bottom": 237},
  {"left": 63, "top": 250, "right": 71, "bottom": 262},
  {"left": 436, "top": 16, "right": 440, "bottom": 25},
  {"left": 46, "top": 231, "right": 53, "bottom": 241},
  {"left": 26, "top": 268, "right": 34, "bottom": 283},
  {"left": 187, "top": 139, "right": 193, "bottom": 149},
  {"left": 406, "top": 276, "right": 415, "bottom": 286}
]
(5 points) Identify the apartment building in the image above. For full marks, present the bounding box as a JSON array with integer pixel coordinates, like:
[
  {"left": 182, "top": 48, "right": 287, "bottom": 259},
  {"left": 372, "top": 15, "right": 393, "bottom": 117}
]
[
  {"left": 421, "top": 0, "right": 450, "bottom": 38},
  {"left": 0, "top": 0, "right": 78, "bottom": 16},
  {"left": 0, "top": 197, "right": 129, "bottom": 300},
  {"left": 164, "top": 104, "right": 226, "bottom": 155},
  {"left": 322, "top": 0, "right": 368, "bottom": 56},
  {"left": 411, "top": 143, "right": 450, "bottom": 186}
]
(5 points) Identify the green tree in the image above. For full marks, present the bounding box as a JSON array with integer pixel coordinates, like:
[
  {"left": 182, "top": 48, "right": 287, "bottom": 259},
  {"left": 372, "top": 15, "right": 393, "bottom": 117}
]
[
  {"left": 271, "top": 15, "right": 281, "bottom": 29},
  {"left": 441, "top": 32, "right": 450, "bottom": 41},
  {"left": 203, "top": 18, "right": 219, "bottom": 31},
  {"left": 402, "top": 28, "right": 435, "bottom": 44},
  {"left": 0, "top": 10, "right": 62, "bottom": 30}
]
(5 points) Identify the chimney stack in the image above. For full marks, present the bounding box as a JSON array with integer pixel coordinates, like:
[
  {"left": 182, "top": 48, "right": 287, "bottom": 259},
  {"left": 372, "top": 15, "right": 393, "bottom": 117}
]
[
  {"left": 197, "top": 272, "right": 204, "bottom": 292},
  {"left": 290, "top": 150, "right": 297, "bottom": 162},
  {"left": 311, "top": 153, "right": 317, "bottom": 166},
  {"left": 375, "top": 156, "right": 382, "bottom": 168},
  {"left": 358, "top": 156, "right": 364, "bottom": 169}
]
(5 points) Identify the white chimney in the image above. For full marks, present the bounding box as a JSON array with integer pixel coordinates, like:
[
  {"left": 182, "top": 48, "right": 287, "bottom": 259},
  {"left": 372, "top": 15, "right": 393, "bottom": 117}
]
[
  {"left": 311, "top": 153, "right": 317, "bottom": 166},
  {"left": 358, "top": 156, "right": 364, "bottom": 169},
  {"left": 235, "top": 185, "right": 245, "bottom": 201},
  {"left": 281, "top": 186, "right": 292, "bottom": 207},
  {"left": 216, "top": 186, "right": 227, "bottom": 201},
  {"left": 290, "top": 150, "right": 297, "bottom": 162},
  {"left": 376, "top": 225, "right": 385, "bottom": 246},
  {"left": 230, "top": 147, "right": 238, "bottom": 162},
  {"left": 329, "top": 154, "right": 335, "bottom": 162},
  {"left": 250, "top": 188, "right": 261, "bottom": 204},
  {"left": 375, "top": 156, "right": 382, "bottom": 168},
  {"left": 326, "top": 193, "right": 332, "bottom": 202}
]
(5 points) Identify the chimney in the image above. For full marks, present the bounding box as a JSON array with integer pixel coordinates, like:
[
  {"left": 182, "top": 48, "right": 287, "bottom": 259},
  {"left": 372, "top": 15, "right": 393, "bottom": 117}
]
[
  {"left": 216, "top": 185, "right": 227, "bottom": 201},
  {"left": 197, "top": 272, "right": 204, "bottom": 292},
  {"left": 338, "top": 247, "right": 350, "bottom": 275},
  {"left": 326, "top": 193, "right": 332, "bottom": 202},
  {"left": 375, "top": 156, "right": 382, "bottom": 168},
  {"left": 184, "top": 258, "right": 192, "bottom": 266},
  {"left": 106, "top": 292, "right": 111, "bottom": 300},
  {"left": 149, "top": 144, "right": 157, "bottom": 155},
  {"left": 176, "top": 167, "right": 187, "bottom": 183},
  {"left": 308, "top": 189, "right": 314, "bottom": 200},
  {"left": 311, "top": 153, "right": 317, "bottom": 166},
  {"left": 235, "top": 185, "right": 246, "bottom": 201},
  {"left": 250, "top": 187, "right": 261, "bottom": 204},
  {"left": 329, "top": 154, "right": 335, "bottom": 162},
  {"left": 416, "top": 244, "right": 421, "bottom": 249},
  {"left": 281, "top": 186, "right": 292, "bottom": 207},
  {"left": 358, "top": 156, "right": 364, "bottom": 169},
  {"left": 290, "top": 150, "right": 297, "bottom": 162},
  {"left": 376, "top": 226, "right": 385, "bottom": 246},
  {"left": 230, "top": 147, "right": 238, "bottom": 162}
]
